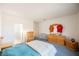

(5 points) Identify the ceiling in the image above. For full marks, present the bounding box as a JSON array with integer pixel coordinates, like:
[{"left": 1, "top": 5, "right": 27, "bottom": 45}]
[{"left": 1, "top": 3, "right": 79, "bottom": 21}]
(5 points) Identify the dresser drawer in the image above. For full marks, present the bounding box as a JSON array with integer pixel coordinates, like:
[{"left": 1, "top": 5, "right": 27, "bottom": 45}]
[
  {"left": 48, "top": 37, "right": 57, "bottom": 43},
  {"left": 57, "top": 38, "right": 64, "bottom": 45},
  {"left": 48, "top": 34, "right": 65, "bottom": 45}
]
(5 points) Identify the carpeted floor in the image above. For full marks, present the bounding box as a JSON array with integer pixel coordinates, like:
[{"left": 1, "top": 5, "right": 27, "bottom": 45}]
[
  {"left": 52, "top": 43, "right": 79, "bottom": 56},
  {"left": 0, "top": 51, "right": 2, "bottom": 56}
]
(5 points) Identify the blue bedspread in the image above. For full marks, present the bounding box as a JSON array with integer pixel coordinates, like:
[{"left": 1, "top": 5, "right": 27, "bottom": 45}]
[{"left": 2, "top": 43, "right": 40, "bottom": 56}]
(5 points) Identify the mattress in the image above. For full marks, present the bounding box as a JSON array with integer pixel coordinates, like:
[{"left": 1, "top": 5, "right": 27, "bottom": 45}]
[
  {"left": 27, "top": 40, "right": 57, "bottom": 56},
  {"left": 2, "top": 43, "right": 40, "bottom": 56},
  {"left": 2, "top": 40, "right": 57, "bottom": 56}
]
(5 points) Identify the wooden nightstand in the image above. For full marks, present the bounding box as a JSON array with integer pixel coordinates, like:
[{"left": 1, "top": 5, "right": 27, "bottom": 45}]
[
  {"left": 26, "top": 32, "right": 36, "bottom": 42},
  {"left": 65, "top": 39, "right": 78, "bottom": 51},
  {"left": 0, "top": 43, "right": 12, "bottom": 50}
]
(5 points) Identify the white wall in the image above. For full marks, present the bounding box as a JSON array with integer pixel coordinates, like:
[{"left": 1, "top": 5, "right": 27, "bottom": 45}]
[
  {"left": 1, "top": 10, "right": 34, "bottom": 43},
  {"left": 76, "top": 12, "right": 79, "bottom": 41},
  {"left": 33, "top": 21, "right": 39, "bottom": 35},
  {"left": 39, "top": 13, "right": 79, "bottom": 42},
  {"left": 0, "top": 8, "right": 2, "bottom": 35},
  {"left": 0, "top": 13, "right": 1, "bottom": 35}
]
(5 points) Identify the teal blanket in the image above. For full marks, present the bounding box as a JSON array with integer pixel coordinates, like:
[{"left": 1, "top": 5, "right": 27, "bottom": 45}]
[{"left": 2, "top": 43, "right": 40, "bottom": 56}]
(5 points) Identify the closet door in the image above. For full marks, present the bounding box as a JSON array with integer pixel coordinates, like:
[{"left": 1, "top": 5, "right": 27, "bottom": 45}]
[{"left": 14, "top": 24, "right": 23, "bottom": 42}]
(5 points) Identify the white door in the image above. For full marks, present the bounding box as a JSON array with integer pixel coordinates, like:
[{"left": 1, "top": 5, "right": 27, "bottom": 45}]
[{"left": 14, "top": 24, "right": 23, "bottom": 42}]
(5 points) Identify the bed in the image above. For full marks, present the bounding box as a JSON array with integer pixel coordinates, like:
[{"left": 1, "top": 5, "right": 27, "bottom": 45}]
[{"left": 2, "top": 40, "right": 57, "bottom": 56}]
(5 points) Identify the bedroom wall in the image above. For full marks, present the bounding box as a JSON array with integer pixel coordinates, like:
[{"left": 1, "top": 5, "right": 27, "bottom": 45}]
[
  {"left": 0, "top": 7, "right": 2, "bottom": 35},
  {"left": 76, "top": 12, "right": 79, "bottom": 42},
  {"left": 0, "top": 12, "right": 1, "bottom": 35},
  {"left": 33, "top": 21, "right": 39, "bottom": 36},
  {"left": 1, "top": 10, "right": 34, "bottom": 43},
  {"left": 39, "top": 13, "right": 79, "bottom": 42}
]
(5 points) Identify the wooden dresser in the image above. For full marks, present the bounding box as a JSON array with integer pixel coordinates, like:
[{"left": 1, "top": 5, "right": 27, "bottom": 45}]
[
  {"left": 26, "top": 32, "right": 36, "bottom": 42},
  {"left": 48, "top": 34, "right": 65, "bottom": 45}
]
